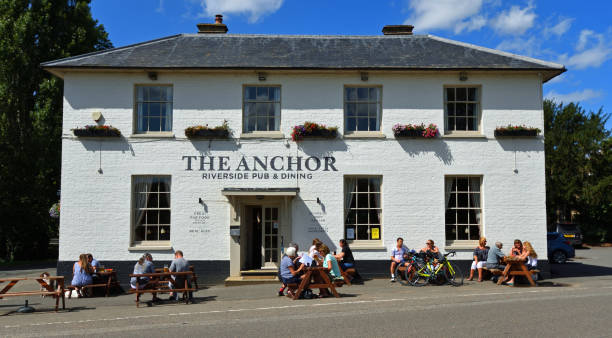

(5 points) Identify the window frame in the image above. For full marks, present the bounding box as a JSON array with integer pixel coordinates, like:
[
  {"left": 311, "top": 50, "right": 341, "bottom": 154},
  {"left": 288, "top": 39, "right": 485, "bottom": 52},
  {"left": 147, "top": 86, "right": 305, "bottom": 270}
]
[
  {"left": 241, "top": 84, "right": 282, "bottom": 134},
  {"left": 443, "top": 85, "right": 482, "bottom": 134},
  {"left": 133, "top": 84, "right": 174, "bottom": 135},
  {"left": 344, "top": 175, "right": 383, "bottom": 243},
  {"left": 130, "top": 175, "right": 172, "bottom": 246},
  {"left": 444, "top": 175, "right": 483, "bottom": 244},
  {"left": 343, "top": 85, "right": 383, "bottom": 134}
]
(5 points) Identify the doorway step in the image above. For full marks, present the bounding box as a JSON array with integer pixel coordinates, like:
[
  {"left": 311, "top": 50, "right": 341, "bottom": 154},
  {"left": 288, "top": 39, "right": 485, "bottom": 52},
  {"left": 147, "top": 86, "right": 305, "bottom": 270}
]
[{"left": 224, "top": 269, "right": 279, "bottom": 286}]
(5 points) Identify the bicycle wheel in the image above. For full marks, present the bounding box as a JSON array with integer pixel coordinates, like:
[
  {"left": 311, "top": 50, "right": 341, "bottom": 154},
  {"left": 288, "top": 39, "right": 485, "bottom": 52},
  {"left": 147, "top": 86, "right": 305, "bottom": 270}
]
[
  {"left": 408, "top": 264, "right": 429, "bottom": 287},
  {"left": 444, "top": 261, "right": 464, "bottom": 286},
  {"left": 395, "top": 262, "right": 411, "bottom": 286}
]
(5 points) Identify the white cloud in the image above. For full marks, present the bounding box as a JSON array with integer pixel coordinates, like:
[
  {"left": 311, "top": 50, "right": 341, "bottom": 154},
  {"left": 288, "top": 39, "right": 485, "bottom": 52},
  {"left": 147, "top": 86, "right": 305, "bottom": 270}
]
[
  {"left": 404, "top": 0, "right": 485, "bottom": 33},
  {"left": 155, "top": 0, "right": 164, "bottom": 13},
  {"left": 544, "top": 18, "right": 574, "bottom": 37},
  {"left": 197, "top": 0, "right": 284, "bottom": 23},
  {"left": 496, "top": 36, "right": 538, "bottom": 56},
  {"left": 546, "top": 73, "right": 566, "bottom": 84},
  {"left": 455, "top": 15, "right": 487, "bottom": 34},
  {"left": 491, "top": 4, "right": 536, "bottom": 35},
  {"left": 558, "top": 29, "right": 612, "bottom": 69},
  {"left": 545, "top": 89, "right": 604, "bottom": 103}
]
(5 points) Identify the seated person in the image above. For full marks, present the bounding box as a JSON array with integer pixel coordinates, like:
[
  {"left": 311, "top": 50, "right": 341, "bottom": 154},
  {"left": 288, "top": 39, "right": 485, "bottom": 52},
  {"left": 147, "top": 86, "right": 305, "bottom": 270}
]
[
  {"left": 309, "top": 240, "right": 324, "bottom": 263},
  {"left": 169, "top": 250, "right": 192, "bottom": 301},
  {"left": 390, "top": 237, "right": 408, "bottom": 282},
  {"left": 486, "top": 241, "right": 507, "bottom": 283},
  {"left": 279, "top": 246, "right": 305, "bottom": 298},
  {"left": 318, "top": 244, "right": 342, "bottom": 298},
  {"left": 468, "top": 237, "right": 490, "bottom": 282},
  {"left": 335, "top": 239, "right": 361, "bottom": 281},
  {"left": 510, "top": 239, "right": 524, "bottom": 257},
  {"left": 278, "top": 242, "right": 300, "bottom": 296},
  {"left": 507, "top": 240, "right": 539, "bottom": 285},
  {"left": 130, "top": 256, "right": 149, "bottom": 289},
  {"left": 71, "top": 254, "right": 93, "bottom": 297},
  {"left": 87, "top": 253, "right": 100, "bottom": 272},
  {"left": 420, "top": 239, "right": 440, "bottom": 259}
]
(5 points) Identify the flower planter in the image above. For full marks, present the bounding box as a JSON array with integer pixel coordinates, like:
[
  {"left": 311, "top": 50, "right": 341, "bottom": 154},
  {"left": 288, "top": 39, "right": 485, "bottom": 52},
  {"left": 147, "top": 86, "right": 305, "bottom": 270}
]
[
  {"left": 300, "top": 129, "right": 338, "bottom": 139},
  {"left": 185, "top": 128, "right": 230, "bottom": 139},
  {"left": 394, "top": 129, "right": 425, "bottom": 138},
  {"left": 291, "top": 122, "right": 338, "bottom": 142},
  {"left": 392, "top": 123, "right": 439, "bottom": 138},
  {"left": 73, "top": 126, "right": 121, "bottom": 137},
  {"left": 494, "top": 129, "right": 539, "bottom": 137}
]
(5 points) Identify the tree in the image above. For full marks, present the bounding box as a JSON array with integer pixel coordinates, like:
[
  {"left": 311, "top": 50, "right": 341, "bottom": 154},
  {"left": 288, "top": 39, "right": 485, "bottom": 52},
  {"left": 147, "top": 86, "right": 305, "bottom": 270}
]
[
  {"left": 544, "top": 99, "right": 612, "bottom": 242},
  {"left": 0, "top": 0, "right": 111, "bottom": 262}
]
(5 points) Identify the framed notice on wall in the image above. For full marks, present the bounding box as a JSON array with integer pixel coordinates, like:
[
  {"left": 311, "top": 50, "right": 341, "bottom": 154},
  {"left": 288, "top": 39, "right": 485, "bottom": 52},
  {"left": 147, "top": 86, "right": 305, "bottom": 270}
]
[
  {"left": 346, "top": 228, "right": 355, "bottom": 240},
  {"left": 371, "top": 228, "right": 380, "bottom": 240}
]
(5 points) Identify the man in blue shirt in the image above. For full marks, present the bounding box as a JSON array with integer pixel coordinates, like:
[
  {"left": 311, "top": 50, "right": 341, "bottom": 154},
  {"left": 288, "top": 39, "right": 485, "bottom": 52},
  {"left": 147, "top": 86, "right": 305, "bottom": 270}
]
[
  {"left": 390, "top": 237, "right": 408, "bottom": 282},
  {"left": 486, "top": 242, "right": 506, "bottom": 270}
]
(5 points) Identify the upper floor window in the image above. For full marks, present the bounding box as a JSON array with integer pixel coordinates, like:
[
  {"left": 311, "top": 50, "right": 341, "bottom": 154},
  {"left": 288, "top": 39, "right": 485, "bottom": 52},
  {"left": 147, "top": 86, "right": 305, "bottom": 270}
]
[
  {"left": 344, "top": 87, "right": 381, "bottom": 132},
  {"left": 445, "top": 87, "right": 480, "bottom": 132},
  {"left": 133, "top": 176, "right": 171, "bottom": 242},
  {"left": 135, "top": 85, "right": 173, "bottom": 133},
  {"left": 243, "top": 86, "right": 280, "bottom": 132},
  {"left": 445, "top": 176, "right": 482, "bottom": 241},
  {"left": 345, "top": 176, "right": 382, "bottom": 241}
]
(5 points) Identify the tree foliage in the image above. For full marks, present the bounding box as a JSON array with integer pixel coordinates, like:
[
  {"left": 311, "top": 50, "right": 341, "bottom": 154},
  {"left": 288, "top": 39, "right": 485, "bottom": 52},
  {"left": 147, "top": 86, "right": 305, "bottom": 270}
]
[
  {"left": 0, "top": 0, "right": 111, "bottom": 262},
  {"left": 544, "top": 99, "right": 612, "bottom": 242}
]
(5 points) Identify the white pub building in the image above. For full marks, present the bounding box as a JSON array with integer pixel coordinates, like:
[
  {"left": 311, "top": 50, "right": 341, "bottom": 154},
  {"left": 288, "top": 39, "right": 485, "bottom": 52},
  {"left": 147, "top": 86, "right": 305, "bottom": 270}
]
[{"left": 43, "top": 20, "right": 564, "bottom": 284}]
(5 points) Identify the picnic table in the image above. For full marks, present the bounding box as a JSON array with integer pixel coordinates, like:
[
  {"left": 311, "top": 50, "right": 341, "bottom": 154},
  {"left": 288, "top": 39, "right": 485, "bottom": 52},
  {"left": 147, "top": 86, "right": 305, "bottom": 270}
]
[
  {"left": 66, "top": 269, "right": 121, "bottom": 298},
  {"left": 292, "top": 266, "right": 342, "bottom": 300},
  {"left": 154, "top": 265, "right": 199, "bottom": 289},
  {"left": 128, "top": 271, "right": 196, "bottom": 307},
  {"left": 0, "top": 276, "right": 65, "bottom": 311},
  {"left": 497, "top": 257, "right": 537, "bottom": 286}
]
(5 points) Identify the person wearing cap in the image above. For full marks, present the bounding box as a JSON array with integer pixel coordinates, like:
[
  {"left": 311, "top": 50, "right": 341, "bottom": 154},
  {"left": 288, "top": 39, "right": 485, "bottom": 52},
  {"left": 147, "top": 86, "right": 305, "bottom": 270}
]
[{"left": 279, "top": 246, "right": 304, "bottom": 298}]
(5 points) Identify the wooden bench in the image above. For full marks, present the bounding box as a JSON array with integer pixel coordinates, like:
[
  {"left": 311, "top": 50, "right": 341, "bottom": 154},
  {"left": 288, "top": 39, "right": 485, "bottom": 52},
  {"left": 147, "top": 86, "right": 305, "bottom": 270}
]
[
  {"left": 66, "top": 270, "right": 120, "bottom": 298},
  {"left": 154, "top": 265, "right": 199, "bottom": 290},
  {"left": 0, "top": 276, "right": 65, "bottom": 311},
  {"left": 128, "top": 271, "right": 196, "bottom": 307}
]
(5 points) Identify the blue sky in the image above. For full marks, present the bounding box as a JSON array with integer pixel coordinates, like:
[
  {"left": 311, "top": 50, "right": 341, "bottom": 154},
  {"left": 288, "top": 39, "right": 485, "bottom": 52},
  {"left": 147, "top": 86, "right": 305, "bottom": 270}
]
[{"left": 91, "top": 0, "right": 612, "bottom": 128}]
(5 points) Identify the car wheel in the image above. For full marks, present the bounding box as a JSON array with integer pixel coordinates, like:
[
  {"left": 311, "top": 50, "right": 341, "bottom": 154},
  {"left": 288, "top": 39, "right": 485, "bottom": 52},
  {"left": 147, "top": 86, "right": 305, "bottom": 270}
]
[{"left": 552, "top": 250, "right": 567, "bottom": 264}]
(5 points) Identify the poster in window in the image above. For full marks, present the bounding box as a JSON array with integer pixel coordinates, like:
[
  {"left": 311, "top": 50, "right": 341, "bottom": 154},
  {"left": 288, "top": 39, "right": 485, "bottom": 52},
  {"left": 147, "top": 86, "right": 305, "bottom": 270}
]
[
  {"left": 371, "top": 228, "right": 380, "bottom": 240},
  {"left": 346, "top": 228, "right": 355, "bottom": 240}
]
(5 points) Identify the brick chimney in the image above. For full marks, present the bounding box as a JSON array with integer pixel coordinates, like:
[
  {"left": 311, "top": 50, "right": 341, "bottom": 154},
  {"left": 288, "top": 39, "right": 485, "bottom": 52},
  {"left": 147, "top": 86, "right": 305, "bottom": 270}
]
[
  {"left": 197, "top": 14, "right": 228, "bottom": 34},
  {"left": 382, "top": 25, "right": 414, "bottom": 35}
]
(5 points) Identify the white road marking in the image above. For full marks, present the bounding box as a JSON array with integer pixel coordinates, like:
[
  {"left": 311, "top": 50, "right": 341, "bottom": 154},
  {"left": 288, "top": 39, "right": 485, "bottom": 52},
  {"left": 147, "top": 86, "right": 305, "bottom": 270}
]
[{"left": 0, "top": 286, "right": 599, "bottom": 330}]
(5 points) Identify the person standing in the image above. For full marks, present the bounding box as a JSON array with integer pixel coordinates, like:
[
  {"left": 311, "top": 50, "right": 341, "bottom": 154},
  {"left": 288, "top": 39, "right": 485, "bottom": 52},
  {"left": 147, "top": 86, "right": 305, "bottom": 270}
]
[{"left": 169, "top": 250, "right": 192, "bottom": 301}]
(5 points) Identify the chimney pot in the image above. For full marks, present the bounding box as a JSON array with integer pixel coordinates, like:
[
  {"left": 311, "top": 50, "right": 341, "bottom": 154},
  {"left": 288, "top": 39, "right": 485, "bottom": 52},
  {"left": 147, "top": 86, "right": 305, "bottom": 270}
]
[
  {"left": 382, "top": 25, "right": 414, "bottom": 35},
  {"left": 197, "top": 15, "right": 228, "bottom": 34}
]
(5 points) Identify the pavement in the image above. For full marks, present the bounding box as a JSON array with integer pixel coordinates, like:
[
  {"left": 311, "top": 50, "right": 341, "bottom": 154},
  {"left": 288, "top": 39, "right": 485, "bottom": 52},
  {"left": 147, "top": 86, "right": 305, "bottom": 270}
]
[{"left": 1, "top": 247, "right": 612, "bottom": 337}]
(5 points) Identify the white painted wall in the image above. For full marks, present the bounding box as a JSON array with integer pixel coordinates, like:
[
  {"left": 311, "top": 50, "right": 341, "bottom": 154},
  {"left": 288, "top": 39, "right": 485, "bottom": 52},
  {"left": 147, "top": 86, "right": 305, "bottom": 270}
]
[{"left": 59, "top": 71, "right": 547, "bottom": 263}]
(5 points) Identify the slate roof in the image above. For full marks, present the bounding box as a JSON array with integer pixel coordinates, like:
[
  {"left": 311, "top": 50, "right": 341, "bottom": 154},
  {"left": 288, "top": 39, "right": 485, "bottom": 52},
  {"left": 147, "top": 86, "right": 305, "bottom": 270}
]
[{"left": 41, "top": 34, "right": 565, "bottom": 81}]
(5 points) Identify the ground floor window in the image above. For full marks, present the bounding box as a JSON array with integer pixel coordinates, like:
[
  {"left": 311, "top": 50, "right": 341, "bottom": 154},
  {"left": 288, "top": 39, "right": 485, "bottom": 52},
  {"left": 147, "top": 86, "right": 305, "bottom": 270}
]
[
  {"left": 445, "top": 176, "right": 482, "bottom": 241},
  {"left": 344, "top": 176, "right": 382, "bottom": 241},
  {"left": 133, "top": 175, "right": 171, "bottom": 242}
]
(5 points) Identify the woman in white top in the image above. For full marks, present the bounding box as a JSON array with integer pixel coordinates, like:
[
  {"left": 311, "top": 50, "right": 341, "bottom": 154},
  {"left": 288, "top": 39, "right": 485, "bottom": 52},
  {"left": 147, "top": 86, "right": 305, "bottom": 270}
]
[
  {"left": 523, "top": 241, "right": 538, "bottom": 270},
  {"left": 308, "top": 239, "right": 324, "bottom": 262}
]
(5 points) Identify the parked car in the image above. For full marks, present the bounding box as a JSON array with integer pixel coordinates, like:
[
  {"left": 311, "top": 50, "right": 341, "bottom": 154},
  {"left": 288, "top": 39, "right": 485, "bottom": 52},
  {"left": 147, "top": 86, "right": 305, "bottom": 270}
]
[
  {"left": 547, "top": 232, "right": 576, "bottom": 264},
  {"left": 555, "top": 223, "right": 583, "bottom": 246}
]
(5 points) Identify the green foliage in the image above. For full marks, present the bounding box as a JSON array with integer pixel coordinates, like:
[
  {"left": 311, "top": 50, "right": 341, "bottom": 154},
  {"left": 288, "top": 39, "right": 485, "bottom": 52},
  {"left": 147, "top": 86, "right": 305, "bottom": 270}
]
[
  {"left": 544, "top": 99, "right": 612, "bottom": 242},
  {"left": 0, "top": 0, "right": 111, "bottom": 261}
]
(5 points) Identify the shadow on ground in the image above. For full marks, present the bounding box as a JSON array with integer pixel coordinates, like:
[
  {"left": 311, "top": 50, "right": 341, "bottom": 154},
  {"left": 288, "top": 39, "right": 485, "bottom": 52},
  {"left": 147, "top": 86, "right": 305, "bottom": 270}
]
[{"left": 551, "top": 261, "right": 612, "bottom": 278}]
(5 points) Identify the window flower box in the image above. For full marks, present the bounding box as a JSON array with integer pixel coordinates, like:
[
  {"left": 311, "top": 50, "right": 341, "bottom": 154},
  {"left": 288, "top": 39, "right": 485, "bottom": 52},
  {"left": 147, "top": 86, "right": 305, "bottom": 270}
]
[
  {"left": 291, "top": 122, "right": 338, "bottom": 142},
  {"left": 494, "top": 125, "right": 540, "bottom": 137},
  {"left": 185, "top": 121, "right": 231, "bottom": 139},
  {"left": 393, "top": 123, "right": 439, "bottom": 138},
  {"left": 73, "top": 125, "right": 121, "bottom": 137}
]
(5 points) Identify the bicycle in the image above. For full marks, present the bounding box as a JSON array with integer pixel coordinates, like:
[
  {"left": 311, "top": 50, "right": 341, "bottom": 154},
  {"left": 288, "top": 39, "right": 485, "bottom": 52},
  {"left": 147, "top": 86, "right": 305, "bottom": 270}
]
[
  {"left": 407, "top": 251, "right": 464, "bottom": 286},
  {"left": 394, "top": 251, "right": 420, "bottom": 286}
]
